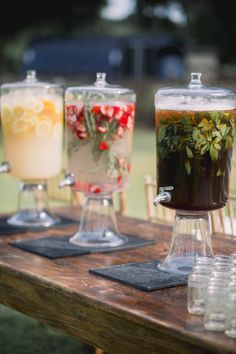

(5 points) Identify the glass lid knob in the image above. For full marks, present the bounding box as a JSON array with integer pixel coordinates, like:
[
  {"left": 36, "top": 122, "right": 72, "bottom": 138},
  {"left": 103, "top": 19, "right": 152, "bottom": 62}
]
[
  {"left": 94, "top": 72, "right": 107, "bottom": 87},
  {"left": 26, "top": 70, "right": 37, "bottom": 82},
  {"left": 188, "top": 72, "right": 204, "bottom": 89}
]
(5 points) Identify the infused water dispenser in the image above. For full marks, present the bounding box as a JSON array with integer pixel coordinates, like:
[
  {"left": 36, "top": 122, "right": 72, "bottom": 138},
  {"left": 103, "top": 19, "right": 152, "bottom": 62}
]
[{"left": 61, "top": 73, "right": 136, "bottom": 247}]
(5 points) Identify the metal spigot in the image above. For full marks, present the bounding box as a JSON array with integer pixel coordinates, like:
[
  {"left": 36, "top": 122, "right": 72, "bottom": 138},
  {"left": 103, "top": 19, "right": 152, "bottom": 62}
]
[
  {"left": 153, "top": 186, "right": 174, "bottom": 207},
  {"left": 0, "top": 161, "right": 11, "bottom": 174},
  {"left": 59, "top": 173, "right": 75, "bottom": 188}
]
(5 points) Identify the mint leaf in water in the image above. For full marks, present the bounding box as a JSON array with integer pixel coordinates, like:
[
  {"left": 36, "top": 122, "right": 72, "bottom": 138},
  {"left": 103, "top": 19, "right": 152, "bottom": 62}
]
[
  {"left": 210, "top": 145, "right": 218, "bottom": 161},
  {"left": 186, "top": 146, "right": 193, "bottom": 158},
  {"left": 185, "top": 159, "right": 191, "bottom": 175}
]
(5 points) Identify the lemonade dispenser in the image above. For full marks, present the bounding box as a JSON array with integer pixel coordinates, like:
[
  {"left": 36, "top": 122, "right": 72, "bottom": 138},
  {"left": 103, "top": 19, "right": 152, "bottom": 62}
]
[
  {"left": 0, "top": 70, "right": 63, "bottom": 227},
  {"left": 154, "top": 73, "right": 236, "bottom": 274}
]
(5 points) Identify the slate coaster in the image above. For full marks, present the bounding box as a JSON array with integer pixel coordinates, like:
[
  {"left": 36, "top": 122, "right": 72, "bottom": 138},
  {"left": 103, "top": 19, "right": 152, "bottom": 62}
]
[
  {"left": 0, "top": 215, "right": 79, "bottom": 235},
  {"left": 11, "top": 235, "right": 154, "bottom": 259},
  {"left": 89, "top": 260, "right": 188, "bottom": 291}
]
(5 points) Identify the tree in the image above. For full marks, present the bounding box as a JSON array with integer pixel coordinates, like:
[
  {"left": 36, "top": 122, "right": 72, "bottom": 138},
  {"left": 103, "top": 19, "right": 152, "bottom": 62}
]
[{"left": 0, "top": 0, "right": 106, "bottom": 37}]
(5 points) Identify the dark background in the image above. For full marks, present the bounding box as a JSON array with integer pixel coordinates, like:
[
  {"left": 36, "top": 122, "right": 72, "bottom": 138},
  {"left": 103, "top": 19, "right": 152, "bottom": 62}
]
[{"left": 1, "top": 0, "right": 236, "bottom": 80}]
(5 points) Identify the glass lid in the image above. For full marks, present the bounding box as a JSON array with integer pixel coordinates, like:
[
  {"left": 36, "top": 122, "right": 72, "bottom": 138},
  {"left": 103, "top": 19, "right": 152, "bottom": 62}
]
[
  {"left": 155, "top": 73, "right": 236, "bottom": 111},
  {"left": 66, "top": 72, "right": 135, "bottom": 100},
  {"left": 1, "top": 70, "right": 61, "bottom": 90}
]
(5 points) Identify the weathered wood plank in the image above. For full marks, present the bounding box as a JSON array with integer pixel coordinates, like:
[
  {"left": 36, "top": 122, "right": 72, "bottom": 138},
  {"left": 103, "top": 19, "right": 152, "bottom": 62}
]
[{"left": 0, "top": 207, "right": 235, "bottom": 354}]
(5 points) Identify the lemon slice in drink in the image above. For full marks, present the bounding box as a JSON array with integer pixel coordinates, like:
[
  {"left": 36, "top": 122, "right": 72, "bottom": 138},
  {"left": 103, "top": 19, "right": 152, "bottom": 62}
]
[
  {"left": 35, "top": 119, "right": 52, "bottom": 138},
  {"left": 25, "top": 97, "right": 44, "bottom": 113},
  {"left": 24, "top": 113, "right": 38, "bottom": 126},
  {"left": 10, "top": 119, "right": 28, "bottom": 135},
  {"left": 13, "top": 105, "right": 26, "bottom": 119}
]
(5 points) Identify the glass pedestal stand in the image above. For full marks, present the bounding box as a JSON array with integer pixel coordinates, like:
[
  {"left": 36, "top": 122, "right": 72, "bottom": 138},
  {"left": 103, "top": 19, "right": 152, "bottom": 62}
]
[
  {"left": 69, "top": 194, "right": 127, "bottom": 247},
  {"left": 158, "top": 211, "right": 214, "bottom": 274},
  {"left": 7, "top": 182, "right": 60, "bottom": 227}
]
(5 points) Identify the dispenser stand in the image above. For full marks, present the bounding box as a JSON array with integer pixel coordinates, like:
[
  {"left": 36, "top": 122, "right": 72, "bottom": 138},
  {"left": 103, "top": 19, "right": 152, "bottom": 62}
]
[
  {"left": 69, "top": 193, "right": 127, "bottom": 247},
  {"left": 158, "top": 210, "right": 214, "bottom": 274},
  {"left": 7, "top": 182, "right": 60, "bottom": 227}
]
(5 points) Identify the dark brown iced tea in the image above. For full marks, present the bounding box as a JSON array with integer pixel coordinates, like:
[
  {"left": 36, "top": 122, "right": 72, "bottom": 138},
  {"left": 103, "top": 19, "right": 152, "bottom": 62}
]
[{"left": 156, "top": 109, "right": 236, "bottom": 211}]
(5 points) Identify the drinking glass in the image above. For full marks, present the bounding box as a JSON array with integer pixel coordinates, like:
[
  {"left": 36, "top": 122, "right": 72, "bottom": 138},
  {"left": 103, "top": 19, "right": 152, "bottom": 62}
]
[
  {"left": 225, "top": 286, "right": 236, "bottom": 338},
  {"left": 204, "top": 285, "right": 227, "bottom": 331},
  {"left": 188, "top": 272, "right": 209, "bottom": 315}
]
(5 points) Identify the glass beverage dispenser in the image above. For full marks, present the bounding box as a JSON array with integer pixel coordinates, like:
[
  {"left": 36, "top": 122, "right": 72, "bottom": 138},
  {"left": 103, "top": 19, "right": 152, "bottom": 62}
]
[
  {"left": 0, "top": 70, "right": 64, "bottom": 227},
  {"left": 154, "top": 73, "right": 236, "bottom": 274},
  {"left": 60, "top": 73, "right": 136, "bottom": 247}
]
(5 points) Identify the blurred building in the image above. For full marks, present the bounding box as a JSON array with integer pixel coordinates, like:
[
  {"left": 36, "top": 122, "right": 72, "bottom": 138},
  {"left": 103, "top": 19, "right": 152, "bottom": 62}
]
[{"left": 20, "top": 34, "right": 186, "bottom": 80}]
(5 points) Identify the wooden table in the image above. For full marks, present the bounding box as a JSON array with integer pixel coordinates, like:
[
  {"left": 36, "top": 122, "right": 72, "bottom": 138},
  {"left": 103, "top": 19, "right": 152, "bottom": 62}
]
[{"left": 0, "top": 207, "right": 235, "bottom": 354}]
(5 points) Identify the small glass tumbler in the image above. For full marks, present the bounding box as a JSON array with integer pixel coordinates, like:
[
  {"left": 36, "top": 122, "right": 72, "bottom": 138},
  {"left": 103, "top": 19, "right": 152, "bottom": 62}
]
[
  {"left": 195, "top": 256, "right": 213, "bottom": 267},
  {"left": 230, "top": 252, "right": 236, "bottom": 261},
  {"left": 210, "top": 267, "right": 229, "bottom": 280},
  {"left": 203, "top": 285, "right": 227, "bottom": 331},
  {"left": 230, "top": 257, "right": 236, "bottom": 266},
  {"left": 229, "top": 266, "right": 236, "bottom": 275},
  {"left": 225, "top": 286, "right": 236, "bottom": 338},
  {"left": 188, "top": 273, "right": 209, "bottom": 315},
  {"left": 214, "top": 254, "right": 231, "bottom": 264},
  {"left": 212, "top": 263, "right": 231, "bottom": 272},
  {"left": 192, "top": 265, "right": 211, "bottom": 276},
  {"left": 208, "top": 272, "right": 229, "bottom": 287}
]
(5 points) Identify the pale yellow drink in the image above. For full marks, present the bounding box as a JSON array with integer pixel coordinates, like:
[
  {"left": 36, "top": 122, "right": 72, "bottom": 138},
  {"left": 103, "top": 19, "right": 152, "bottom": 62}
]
[{"left": 1, "top": 94, "right": 63, "bottom": 180}]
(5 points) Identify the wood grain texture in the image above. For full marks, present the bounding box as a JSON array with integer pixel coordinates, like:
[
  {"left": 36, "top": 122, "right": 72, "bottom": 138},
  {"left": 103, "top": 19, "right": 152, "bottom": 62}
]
[{"left": 0, "top": 207, "right": 236, "bottom": 354}]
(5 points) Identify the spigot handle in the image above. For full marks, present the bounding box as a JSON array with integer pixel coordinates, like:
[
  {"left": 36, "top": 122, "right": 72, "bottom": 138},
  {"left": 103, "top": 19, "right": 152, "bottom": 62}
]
[
  {"left": 153, "top": 185, "right": 174, "bottom": 206},
  {"left": 0, "top": 161, "right": 11, "bottom": 174},
  {"left": 159, "top": 186, "right": 174, "bottom": 193},
  {"left": 59, "top": 173, "right": 75, "bottom": 188}
]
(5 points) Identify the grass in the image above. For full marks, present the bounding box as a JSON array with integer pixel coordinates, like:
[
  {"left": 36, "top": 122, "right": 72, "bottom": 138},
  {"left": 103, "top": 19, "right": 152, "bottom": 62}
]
[
  {"left": 0, "top": 127, "right": 156, "bottom": 353},
  {"left": 0, "top": 305, "right": 85, "bottom": 354}
]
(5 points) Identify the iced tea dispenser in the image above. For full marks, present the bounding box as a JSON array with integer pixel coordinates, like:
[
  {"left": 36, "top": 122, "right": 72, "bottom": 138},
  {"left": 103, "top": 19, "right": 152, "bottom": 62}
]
[{"left": 154, "top": 73, "right": 236, "bottom": 274}]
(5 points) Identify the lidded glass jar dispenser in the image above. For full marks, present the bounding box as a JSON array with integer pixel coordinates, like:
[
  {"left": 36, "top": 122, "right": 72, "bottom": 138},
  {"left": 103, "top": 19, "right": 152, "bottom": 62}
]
[
  {"left": 61, "top": 73, "right": 136, "bottom": 247},
  {"left": 154, "top": 73, "right": 236, "bottom": 274},
  {"left": 0, "top": 70, "right": 64, "bottom": 227}
]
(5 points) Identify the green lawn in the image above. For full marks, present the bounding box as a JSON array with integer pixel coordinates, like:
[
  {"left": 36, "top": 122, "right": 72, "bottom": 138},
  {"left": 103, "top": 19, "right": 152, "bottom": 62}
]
[{"left": 0, "top": 305, "right": 86, "bottom": 354}]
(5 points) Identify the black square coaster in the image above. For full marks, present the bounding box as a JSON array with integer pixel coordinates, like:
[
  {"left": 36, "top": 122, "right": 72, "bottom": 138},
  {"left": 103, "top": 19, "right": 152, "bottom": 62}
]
[
  {"left": 11, "top": 235, "right": 154, "bottom": 259},
  {"left": 89, "top": 260, "right": 188, "bottom": 291},
  {"left": 0, "top": 215, "right": 79, "bottom": 236}
]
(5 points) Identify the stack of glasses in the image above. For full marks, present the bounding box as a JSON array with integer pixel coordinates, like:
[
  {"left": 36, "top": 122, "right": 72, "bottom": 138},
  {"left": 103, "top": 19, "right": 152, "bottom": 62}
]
[{"left": 187, "top": 253, "right": 236, "bottom": 338}]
